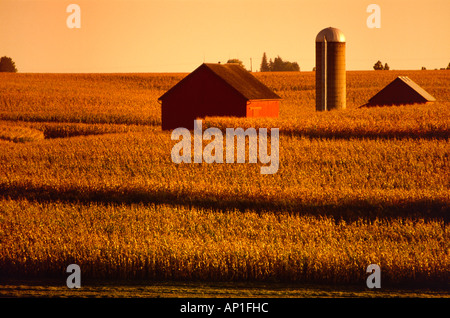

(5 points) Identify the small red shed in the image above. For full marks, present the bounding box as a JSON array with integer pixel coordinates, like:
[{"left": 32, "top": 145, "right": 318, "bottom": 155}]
[
  {"left": 366, "top": 76, "right": 436, "bottom": 106},
  {"left": 158, "top": 63, "right": 281, "bottom": 130}
]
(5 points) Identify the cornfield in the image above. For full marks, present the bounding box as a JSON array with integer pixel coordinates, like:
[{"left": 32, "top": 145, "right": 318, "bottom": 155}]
[
  {"left": 0, "top": 70, "right": 448, "bottom": 288},
  {"left": 1, "top": 200, "right": 448, "bottom": 284}
]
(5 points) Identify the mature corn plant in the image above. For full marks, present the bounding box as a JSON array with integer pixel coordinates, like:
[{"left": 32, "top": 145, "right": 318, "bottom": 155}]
[{"left": 0, "top": 70, "right": 448, "bottom": 286}]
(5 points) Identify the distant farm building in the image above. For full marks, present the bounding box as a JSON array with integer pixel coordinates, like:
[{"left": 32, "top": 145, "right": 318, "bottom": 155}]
[
  {"left": 366, "top": 76, "right": 436, "bottom": 106},
  {"left": 158, "top": 63, "right": 281, "bottom": 130}
]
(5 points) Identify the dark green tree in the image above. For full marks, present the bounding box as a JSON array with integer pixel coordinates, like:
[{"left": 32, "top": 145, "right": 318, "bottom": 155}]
[
  {"left": 0, "top": 56, "right": 18, "bottom": 72},
  {"left": 384, "top": 63, "right": 390, "bottom": 70},
  {"left": 271, "top": 56, "right": 284, "bottom": 71},
  {"left": 226, "top": 59, "right": 245, "bottom": 69},
  {"left": 260, "top": 52, "right": 270, "bottom": 72},
  {"left": 270, "top": 56, "right": 300, "bottom": 72},
  {"left": 447, "top": 62, "right": 450, "bottom": 70},
  {"left": 373, "top": 60, "right": 383, "bottom": 70},
  {"left": 286, "top": 61, "right": 300, "bottom": 72}
]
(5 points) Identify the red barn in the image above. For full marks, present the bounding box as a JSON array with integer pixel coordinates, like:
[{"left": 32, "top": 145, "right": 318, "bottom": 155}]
[{"left": 158, "top": 63, "right": 281, "bottom": 130}]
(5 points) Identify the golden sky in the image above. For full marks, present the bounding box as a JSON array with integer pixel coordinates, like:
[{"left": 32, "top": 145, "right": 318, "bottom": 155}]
[{"left": 1, "top": 0, "right": 449, "bottom": 73}]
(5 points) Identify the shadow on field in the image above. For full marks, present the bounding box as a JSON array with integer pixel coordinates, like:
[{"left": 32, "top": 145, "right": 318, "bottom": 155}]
[{"left": 1, "top": 182, "right": 448, "bottom": 222}]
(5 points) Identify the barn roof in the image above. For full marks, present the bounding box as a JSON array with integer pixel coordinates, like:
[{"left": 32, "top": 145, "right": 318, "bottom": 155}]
[
  {"left": 159, "top": 63, "right": 281, "bottom": 101},
  {"left": 368, "top": 76, "right": 436, "bottom": 106}
]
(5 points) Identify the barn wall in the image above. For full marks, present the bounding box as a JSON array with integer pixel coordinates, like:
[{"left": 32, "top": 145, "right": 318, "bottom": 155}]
[
  {"left": 161, "top": 69, "right": 247, "bottom": 130},
  {"left": 200, "top": 71, "right": 247, "bottom": 119},
  {"left": 161, "top": 71, "right": 203, "bottom": 130},
  {"left": 246, "top": 100, "right": 279, "bottom": 118}
]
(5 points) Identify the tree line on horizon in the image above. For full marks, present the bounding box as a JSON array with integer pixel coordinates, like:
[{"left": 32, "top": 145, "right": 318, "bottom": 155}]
[
  {"left": 2, "top": 55, "right": 450, "bottom": 73},
  {"left": 260, "top": 52, "right": 300, "bottom": 72}
]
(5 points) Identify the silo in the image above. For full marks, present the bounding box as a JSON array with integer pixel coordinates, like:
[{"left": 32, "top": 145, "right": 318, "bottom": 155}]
[{"left": 315, "top": 27, "right": 346, "bottom": 111}]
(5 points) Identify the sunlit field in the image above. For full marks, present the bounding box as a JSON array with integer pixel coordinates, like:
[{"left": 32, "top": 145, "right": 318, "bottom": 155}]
[{"left": 0, "top": 70, "right": 448, "bottom": 297}]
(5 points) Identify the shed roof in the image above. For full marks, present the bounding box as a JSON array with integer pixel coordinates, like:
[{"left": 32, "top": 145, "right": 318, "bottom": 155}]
[
  {"left": 368, "top": 76, "right": 436, "bottom": 106},
  {"left": 159, "top": 63, "right": 282, "bottom": 101}
]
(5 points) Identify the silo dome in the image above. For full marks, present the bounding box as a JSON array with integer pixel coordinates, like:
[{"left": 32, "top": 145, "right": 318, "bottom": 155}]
[{"left": 316, "top": 27, "right": 346, "bottom": 43}]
